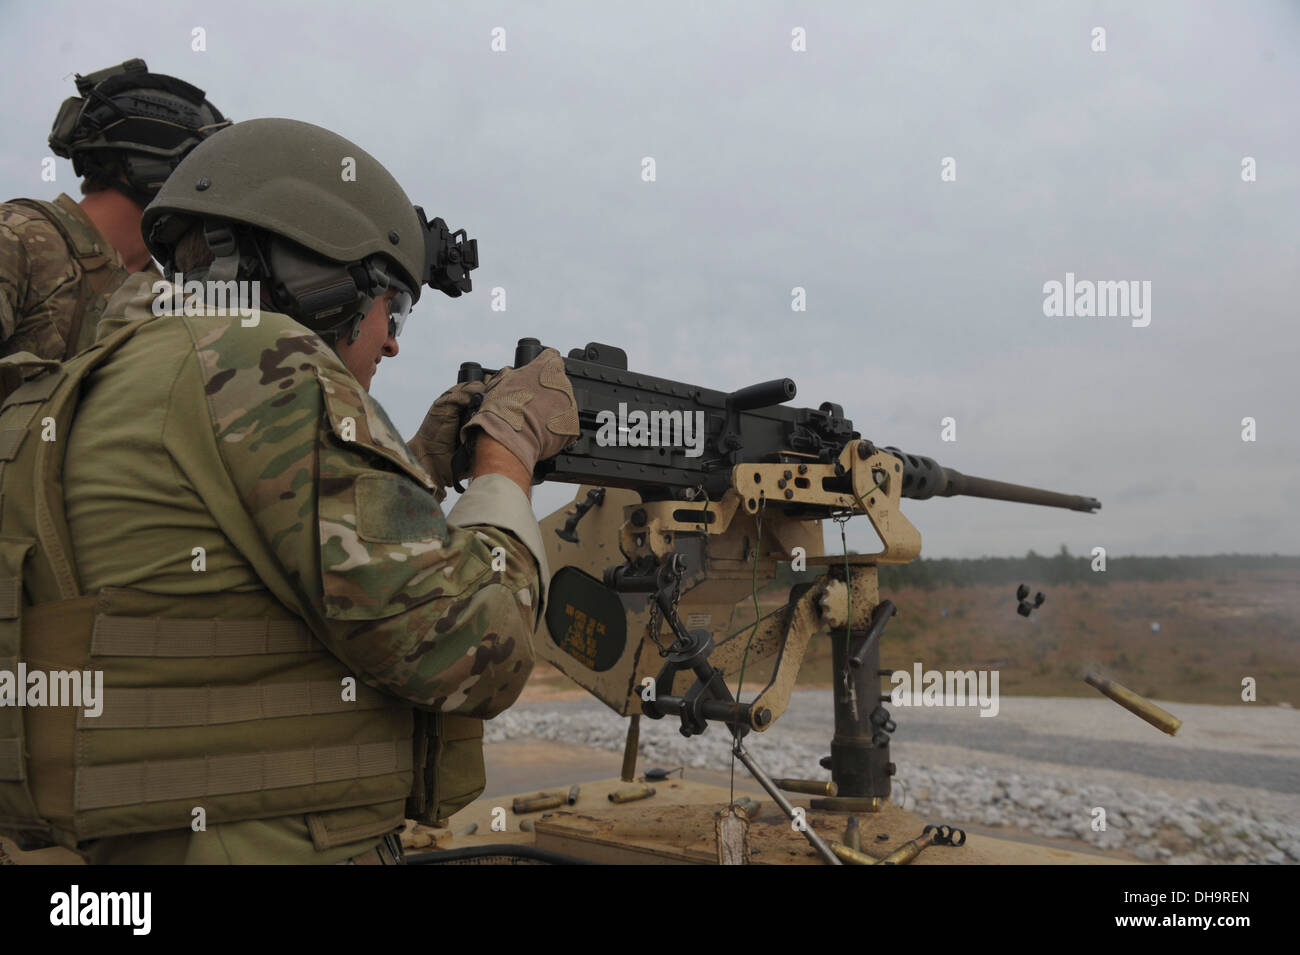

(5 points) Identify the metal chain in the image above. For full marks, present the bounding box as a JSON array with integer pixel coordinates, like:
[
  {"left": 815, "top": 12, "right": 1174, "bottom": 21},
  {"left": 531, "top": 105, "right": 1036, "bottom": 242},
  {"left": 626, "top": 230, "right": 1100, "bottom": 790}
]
[
  {"left": 645, "top": 559, "right": 683, "bottom": 657},
  {"left": 646, "top": 597, "right": 666, "bottom": 655}
]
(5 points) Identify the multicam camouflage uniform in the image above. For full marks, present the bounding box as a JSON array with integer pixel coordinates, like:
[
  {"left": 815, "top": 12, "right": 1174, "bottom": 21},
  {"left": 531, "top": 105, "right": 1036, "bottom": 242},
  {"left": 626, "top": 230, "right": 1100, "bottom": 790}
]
[
  {"left": 57, "top": 277, "right": 547, "bottom": 863},
  {"left": 0, "top": 194, "right": 131, "bottom": 360}
]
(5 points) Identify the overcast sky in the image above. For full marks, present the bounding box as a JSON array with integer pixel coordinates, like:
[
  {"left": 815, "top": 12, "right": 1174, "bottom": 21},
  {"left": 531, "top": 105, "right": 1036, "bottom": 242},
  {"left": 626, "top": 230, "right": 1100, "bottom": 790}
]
[{"left": 2, "top": 0, "right": 1296, "bottom": 559}]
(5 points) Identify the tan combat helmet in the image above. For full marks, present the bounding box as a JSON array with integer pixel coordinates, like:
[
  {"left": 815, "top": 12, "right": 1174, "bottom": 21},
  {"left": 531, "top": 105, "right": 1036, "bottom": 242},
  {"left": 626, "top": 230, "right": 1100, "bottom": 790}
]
[{"left": 142, "top": 118, "right": 478, "bottom": 340}]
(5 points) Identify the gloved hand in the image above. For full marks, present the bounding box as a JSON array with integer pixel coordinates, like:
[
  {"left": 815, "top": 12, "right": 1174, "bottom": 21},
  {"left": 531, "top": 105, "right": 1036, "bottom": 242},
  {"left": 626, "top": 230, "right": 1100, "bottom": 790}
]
[
  {"left": 409, "top": 378, "right": 488, "bottom": 498},
  {"left": 462, "top": 347, "right": 580, "bottom": 474}
]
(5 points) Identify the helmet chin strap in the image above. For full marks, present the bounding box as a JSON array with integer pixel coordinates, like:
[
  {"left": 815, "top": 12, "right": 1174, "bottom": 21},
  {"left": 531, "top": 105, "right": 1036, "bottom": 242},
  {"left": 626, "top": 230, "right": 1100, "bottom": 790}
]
[
  {"left": 164, "top": 219, "right": 380, "bottom": 348},
  {"left": 202, "top": 223, "right": 242, "bottom": 283}
]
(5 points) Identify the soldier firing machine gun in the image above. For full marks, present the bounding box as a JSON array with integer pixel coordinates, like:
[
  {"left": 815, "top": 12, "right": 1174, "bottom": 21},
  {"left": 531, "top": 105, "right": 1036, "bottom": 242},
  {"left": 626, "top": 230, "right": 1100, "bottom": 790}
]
[{"left": 454, "top": 339, "right": 1099, "bottom": 863}]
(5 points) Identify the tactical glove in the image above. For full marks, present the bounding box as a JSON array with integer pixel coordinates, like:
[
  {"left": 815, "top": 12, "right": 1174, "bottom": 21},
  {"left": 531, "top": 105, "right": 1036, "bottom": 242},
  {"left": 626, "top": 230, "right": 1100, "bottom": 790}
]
[
  {"left": 409, "top": 379, "right": 488, "bottom": 499},
  {"left": 462, "top": 347, "right": 580, "bottom": 474}
]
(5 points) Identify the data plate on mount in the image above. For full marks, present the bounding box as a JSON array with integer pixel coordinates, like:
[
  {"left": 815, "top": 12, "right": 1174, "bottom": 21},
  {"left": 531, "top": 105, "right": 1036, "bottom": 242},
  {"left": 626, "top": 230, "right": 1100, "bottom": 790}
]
[{"left": 546, "top": 566, "right": 628, "bottom": 672}]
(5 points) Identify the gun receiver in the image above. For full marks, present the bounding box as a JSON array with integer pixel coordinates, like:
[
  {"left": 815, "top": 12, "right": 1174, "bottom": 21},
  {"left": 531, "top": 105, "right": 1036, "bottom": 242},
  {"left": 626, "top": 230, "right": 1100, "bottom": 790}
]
[{"left": 454, "top": 337, "right": 1100, "bottom": 516}]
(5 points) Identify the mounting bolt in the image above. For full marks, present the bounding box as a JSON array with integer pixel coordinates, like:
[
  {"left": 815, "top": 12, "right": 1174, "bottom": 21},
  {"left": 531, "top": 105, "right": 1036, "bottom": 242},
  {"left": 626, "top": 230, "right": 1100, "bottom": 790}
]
[
  {"left": 195, "top": 177, "right": 211, "bottom": 191},
  {"left": 631, "top": 509, "right": 647, "bottom": 527},
  {"left": 857, "top": 443, "right": 870, "bottom": 460},
  {"left": 783, "top": 470, "right": 793, "bottom": 480},
  {"left": 777, "top": 478, "right": 787, "bottom": 489},
  {"left": 784, "top": 489, "right": 794, "bottom": 500},
  {"left": 798, "top": 464, "right": 808, "bottom": 475}
]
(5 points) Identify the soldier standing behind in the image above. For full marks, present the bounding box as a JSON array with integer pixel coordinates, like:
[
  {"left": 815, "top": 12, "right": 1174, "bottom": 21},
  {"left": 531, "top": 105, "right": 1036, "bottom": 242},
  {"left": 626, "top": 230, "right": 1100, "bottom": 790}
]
[
  {"left": 0, "top": 58, "right": 228, "bottom": 359},
  {"left": 0, "top": 118, "right": 579, "bottom": 863}
]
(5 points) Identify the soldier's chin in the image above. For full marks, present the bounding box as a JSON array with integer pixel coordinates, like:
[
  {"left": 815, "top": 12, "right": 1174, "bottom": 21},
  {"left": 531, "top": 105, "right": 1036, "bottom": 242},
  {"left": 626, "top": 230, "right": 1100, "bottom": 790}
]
[{"left": 352, "top": 361, "right": 375, "bottom": 391}]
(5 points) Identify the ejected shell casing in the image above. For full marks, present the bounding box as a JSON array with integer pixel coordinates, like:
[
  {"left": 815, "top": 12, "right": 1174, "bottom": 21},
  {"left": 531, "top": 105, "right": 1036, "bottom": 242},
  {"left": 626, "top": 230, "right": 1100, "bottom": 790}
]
[
  {"left": 828, "top": 840, "right": 877, "bottom": 866},
  {"left": 567, "top": 784, "right": 581, "bottom": 805},
  {"left": 878, "top": 830, "right": 935, "bottom": 866},
  {"left": 512, "top": 793, "right": 565, "bottom": 814},
  {"left": 1084, "top": 673, "right": 1182, "bottom": 736},
  {"left": 811, "top": 795, "right": 883, "bottom": 813},
  {"left": 609, "top": 785, "right": 656, "bottom": 804},
  {"left": 519, "top": 814, "right": 554, "bottom": 833},
  {"left": 844, "top": 816, "right": 861, "bottom": 852},
  {"left": 773, "top": 778, "right": 839, "bottom": 797}
]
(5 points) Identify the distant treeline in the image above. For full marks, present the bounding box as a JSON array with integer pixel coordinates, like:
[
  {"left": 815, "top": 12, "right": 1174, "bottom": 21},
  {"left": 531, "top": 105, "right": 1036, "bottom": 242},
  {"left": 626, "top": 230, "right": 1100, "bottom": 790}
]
[{"left": 771, "top": 548, "right": 1300, "bottom": 591}]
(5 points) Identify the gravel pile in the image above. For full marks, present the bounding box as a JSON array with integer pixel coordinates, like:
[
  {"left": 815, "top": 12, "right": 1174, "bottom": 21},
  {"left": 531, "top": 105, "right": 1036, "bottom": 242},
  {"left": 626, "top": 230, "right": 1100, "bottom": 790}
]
[
  {"left": 485, "top": 706, "right": 1300, "bottom": 865},
  {"left": 890, "top": 765, "right": 1299, "bottom": 864}
]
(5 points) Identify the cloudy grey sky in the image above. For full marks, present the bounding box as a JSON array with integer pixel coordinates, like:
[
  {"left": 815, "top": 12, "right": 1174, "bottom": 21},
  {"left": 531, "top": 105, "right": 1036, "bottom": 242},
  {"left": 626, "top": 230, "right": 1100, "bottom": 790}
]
[{"left": 2, "top": 0, "right": 1296, "bottom": 559}]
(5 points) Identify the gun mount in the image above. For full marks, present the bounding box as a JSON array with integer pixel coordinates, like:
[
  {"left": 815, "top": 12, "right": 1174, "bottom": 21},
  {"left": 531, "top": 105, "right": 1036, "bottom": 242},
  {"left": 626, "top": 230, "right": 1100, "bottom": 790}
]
[{"left": 459, "top": 338, "right": 1101, "bottom": 812}]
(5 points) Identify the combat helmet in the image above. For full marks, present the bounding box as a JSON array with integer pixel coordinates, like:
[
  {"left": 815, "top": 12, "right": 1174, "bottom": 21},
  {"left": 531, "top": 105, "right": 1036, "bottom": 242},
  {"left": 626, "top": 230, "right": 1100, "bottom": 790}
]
[
  {"left": 48, "top": 58, "right": 230, "bottom": 205},
  {"left": 142, "top": 118, "right": 478, "bottom": 342}
]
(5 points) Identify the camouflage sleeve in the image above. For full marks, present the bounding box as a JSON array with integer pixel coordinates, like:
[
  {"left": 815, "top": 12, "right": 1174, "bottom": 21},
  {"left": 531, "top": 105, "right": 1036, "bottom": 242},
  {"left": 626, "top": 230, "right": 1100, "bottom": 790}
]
[
  {"left": 186, "top": 314, "right": 542, "bottom": 718},
  {"left": 0, "top": 220, "right": 29, "bottom": 343}
]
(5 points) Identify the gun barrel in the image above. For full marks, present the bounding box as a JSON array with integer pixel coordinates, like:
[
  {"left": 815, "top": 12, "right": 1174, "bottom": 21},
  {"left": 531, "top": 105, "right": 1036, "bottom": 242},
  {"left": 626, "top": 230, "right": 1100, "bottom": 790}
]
[
  {"left": 943, "top": 471, "right": 1100, "bottom": 513},
  {"left": 884, "top": 447, "right": 1100, "bottom": 514}
]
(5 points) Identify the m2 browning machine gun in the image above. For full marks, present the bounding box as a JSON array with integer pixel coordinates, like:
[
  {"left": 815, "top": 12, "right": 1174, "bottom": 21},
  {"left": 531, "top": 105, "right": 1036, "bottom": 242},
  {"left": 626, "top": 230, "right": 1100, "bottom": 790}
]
[{"left": 454, "top": 338, "right": 1099, "bottom": 857}]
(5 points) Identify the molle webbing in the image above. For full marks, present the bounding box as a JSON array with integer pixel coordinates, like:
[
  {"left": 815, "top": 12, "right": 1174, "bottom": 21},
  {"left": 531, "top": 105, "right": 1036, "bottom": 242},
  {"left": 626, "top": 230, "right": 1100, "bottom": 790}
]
[
  {"left": 0, "top": 353, "right": 76, "bottom": 846},
  {"left": 76, "top": 740, "right": 412, "bottom": 811},
  {"left": 77, "top": 678, "right": 393, "bottom": 729},
  {"left": 20, "top": 592, "right": 415, "bottom": 840},
  {"left": 16, "top": 597, "right": 416, "bottom": 841},
  {"left": 90, "top": 615, "right": 318, "bottom": 658},
  {"left": 0, "top": 537, "right": 43, "bottom": 843},
  {"left": 0, "top": 576, "right": 18, "bottom": 617}
]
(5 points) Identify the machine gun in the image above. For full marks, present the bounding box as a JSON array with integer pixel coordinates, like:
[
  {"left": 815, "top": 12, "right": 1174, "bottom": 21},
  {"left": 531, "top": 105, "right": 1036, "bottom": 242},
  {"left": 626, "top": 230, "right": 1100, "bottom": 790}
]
[
  {"left": 453, "top": 338, "right": 1100, "bottom": 846},
  {"left": 454, "top": 337, "right": 1099, "bottom": 515}
]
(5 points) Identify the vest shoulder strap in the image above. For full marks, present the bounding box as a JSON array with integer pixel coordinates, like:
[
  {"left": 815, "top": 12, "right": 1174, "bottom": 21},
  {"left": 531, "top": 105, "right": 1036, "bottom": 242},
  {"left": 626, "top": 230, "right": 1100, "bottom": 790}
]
[
  {"left": 0, "top": 317, "right": 155, "bottom": 600},
  {"left": 5, "top": 199, "right": 108, "bottom": 263},
  {"left": 5, "top": 199, "right": 120, "bottom": 359}
]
